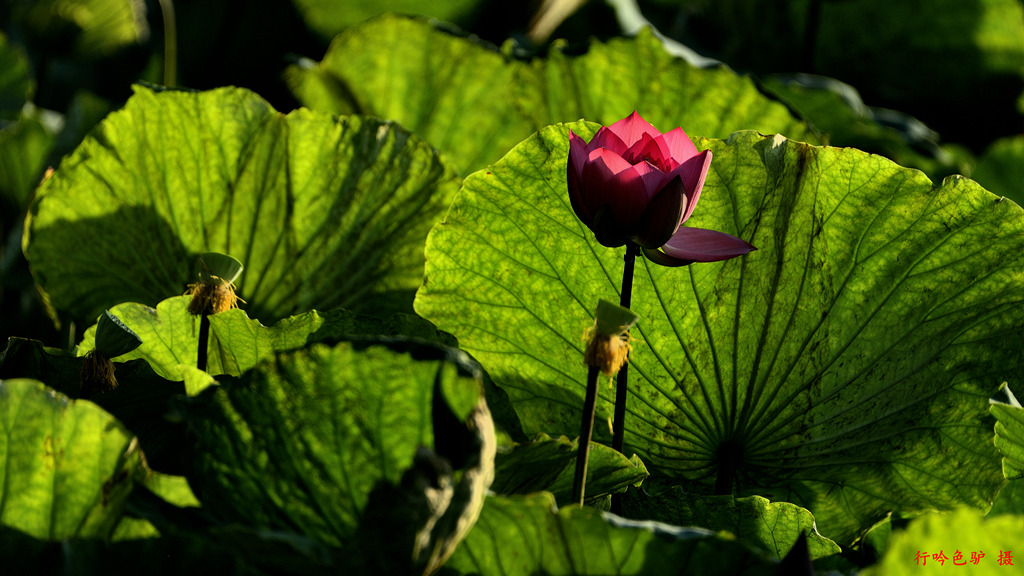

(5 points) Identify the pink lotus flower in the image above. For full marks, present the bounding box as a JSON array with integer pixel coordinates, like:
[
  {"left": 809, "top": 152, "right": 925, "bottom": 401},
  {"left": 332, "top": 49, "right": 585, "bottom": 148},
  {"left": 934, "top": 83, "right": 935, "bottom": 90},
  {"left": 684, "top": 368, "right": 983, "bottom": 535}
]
[{"left": 567, "top": 111, "right": 756, "bottom": 265}]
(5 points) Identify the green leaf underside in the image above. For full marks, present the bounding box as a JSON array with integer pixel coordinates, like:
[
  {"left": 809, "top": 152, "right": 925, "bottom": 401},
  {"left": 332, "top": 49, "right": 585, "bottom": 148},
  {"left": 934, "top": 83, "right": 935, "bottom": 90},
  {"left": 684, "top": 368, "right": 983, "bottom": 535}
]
[
  {"left": 988, "top": 478, "right": 1024, "bottom": 517},
  {"left": 180, "top": 340, "right": 481, "bottom": 548},
  {"left": 290, "top": 0, "right": 484, "bottom": 42},
  {"left": 0, "top": 379, "right": 139, "bottom": 540},
  {"left": 77, "top": 295, "right": 458, "bottom": 382},
  {"left": 14, "top": 0, "right": 149, "bottom": 57},
  {"left": 415, "top": 123, "right": 1024, "bottom": 544},
  {"left": 24, "top": 84, "right": 459, "bottom": 325},
  {"left": 991, "top": 400, "right": 1024, "bottom": 480},
  {"left": 0, "top": 33, "right": 32, "bottom": 117},
  {"left": 492, "top": 433, "right": 648, "bottom": 505},
  {"left": 440, "top": 493, "right": 776, "bottom": 575},
  {"left": 288, "top": 14, "right": 813, "bottom": 177},
  {"left": 622, "top": 488, "right": 839, "bottom": 560}
]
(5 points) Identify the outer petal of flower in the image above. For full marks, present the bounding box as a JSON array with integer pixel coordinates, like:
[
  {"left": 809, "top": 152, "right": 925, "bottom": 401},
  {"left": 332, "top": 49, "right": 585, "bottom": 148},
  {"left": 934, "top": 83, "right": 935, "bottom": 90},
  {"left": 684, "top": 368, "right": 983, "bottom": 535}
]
[
  {"left": 588, "top": 126, "right": 629, "bottom": 155},
  {"left": 640, "top": 246, "right": 694, "bottom": 267},
  {"left": 606, "top": 111, "right": 661, "bottom": 147},
  {"left": 590, "top": 204, "right": 629, "bottom": 248},
  {"left": 581, "top": 148, "right": 649, "bottom": 232},
  {"left": 657, "top": 127, "right": 700, "bottom": 163},
  {"left": 666, "top": 150, "right": 713, "bottom": 223},
  {"left": 631, "top": 176, "right": 686, "bottom": 249},
  {"left": 659, "top": 226, "right": 756, "bottom": 262},
  {"left": 567, "top": 130, "right": 592, "bottom": 225}
]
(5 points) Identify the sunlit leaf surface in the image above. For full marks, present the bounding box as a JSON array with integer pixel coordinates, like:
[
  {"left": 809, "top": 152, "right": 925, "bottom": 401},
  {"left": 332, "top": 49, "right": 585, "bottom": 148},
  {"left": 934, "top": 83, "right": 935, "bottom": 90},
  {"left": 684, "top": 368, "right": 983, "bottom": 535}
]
[{"left": 24, "top": 85, "right": 459, "bottom": 324}]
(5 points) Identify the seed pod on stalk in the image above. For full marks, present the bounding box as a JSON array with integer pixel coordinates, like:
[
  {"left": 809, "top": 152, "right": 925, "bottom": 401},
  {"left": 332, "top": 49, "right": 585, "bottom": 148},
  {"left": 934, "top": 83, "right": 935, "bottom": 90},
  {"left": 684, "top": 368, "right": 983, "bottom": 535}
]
[
  {"left": 80, "top": 310, "right": 142, "bottom": 397},
  {"left": 574, "top": 299, "right": 639, "bottom": 506},
  {"left": 185, "top": 252, "right": 243, "bottom": 371}
]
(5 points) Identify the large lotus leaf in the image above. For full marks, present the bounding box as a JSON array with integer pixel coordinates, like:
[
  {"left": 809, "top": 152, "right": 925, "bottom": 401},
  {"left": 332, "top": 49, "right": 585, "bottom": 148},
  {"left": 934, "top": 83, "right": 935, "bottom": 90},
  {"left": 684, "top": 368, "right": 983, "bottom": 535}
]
[
  {"left": 440, "top": 492, "right": 777, "bottom": 575},
  {"left": 0, "top": 378, "right": 140, "bottom": 540},
  {"left": 0, "top": 522, "right": 339, "bottom": 575},
  {"left": 23, "top": 84, "right": 459, "bottom": 325},
  {"left": 10, "top": 0, "right": 149, "bottom": 57},
  {"left": 180, "top": 339, "right": 495, "bottom": 573},
  {"left": 621, "top": 488, "right": 839, "bottom": 560},
  {"left": 492, "top": 433, "right": 648, "bottom": 505},
  {"left": 77, "top": 296, "right": 454, "bottom": 379},
  {"left": 287, "top": 14, "right": 529, "bottom": 176},
  {"left": 813, "top": 0, "right": 1024, "bottom": 132},
  {"left": 0, "top": 114, "right": 55, "bottom": 212},
  {"left": 760, "top": 75, "right": 971, "bottom": 181},
  {"left": 0, "top": 338, "right": 188, "bottom": 474},
  {"left": 414, "top": 122, "right": 1024, "bottom": 544},
  {"left": 991, "top": 388, "right": 1024, "bottom": 480},
  {"left": 0, "top": 33, "right": 32, "bottom": 118},
  {"left": 861, "top": 507, "right": 1024, "bottom": 575},
  {"left": 291, "top": 0, "right": 484, "bottom": 42},
  {"left": 110, "top": 470, "right": 200, "bottom": 540},
  {"left": 524, "top": 28, "right": 813, "bottom": 147},
  {"left": 287, "top": 14, "right": 812, "bottom": 177},
  {"left": 989, "top": 479, "right": 1024, "bottom": 517},
  {"left": 76, "top": 296, "right": 527, "bottom": 439},
  {"left": 664, "top": 0, "right": 1024, "bottom": 146}
]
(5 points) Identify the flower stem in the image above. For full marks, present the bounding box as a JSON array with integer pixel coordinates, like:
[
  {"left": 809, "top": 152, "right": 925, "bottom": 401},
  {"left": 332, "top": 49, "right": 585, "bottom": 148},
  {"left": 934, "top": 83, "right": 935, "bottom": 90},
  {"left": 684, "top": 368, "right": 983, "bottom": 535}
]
[
  {"left": 612, "top": 242, "right": 638, "bottom": 452},
  {"left": 197, "top": 314, "right": 210, "bottom": 372},
  {"left": 573, "top": 365, "right": 601, "bottom": 506},
  {"left": 610, "top": 242, "right": 638, "bottom": 514},
  {"left": 158, "top": 0, "right": 177, "bottom": 86}
]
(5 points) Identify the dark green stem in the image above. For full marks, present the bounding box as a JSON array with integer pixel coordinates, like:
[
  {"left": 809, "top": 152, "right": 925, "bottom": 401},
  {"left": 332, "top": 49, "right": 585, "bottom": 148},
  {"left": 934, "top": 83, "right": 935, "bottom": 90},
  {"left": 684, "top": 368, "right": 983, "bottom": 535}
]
[
  {"left": 158, "top": 0, "right": 177, "bottom": 86},
  {"left": 612, "top": 242, "right": 639, "bottom": 453},
  {"left": 610, "top": 242, "right": 638, "bottom": 514},
  {"left": 197, "top": 314, "right": 209, "bottom": 372},
  {"left": 573, "top": 365, "right": 601, "bottom": 506}
]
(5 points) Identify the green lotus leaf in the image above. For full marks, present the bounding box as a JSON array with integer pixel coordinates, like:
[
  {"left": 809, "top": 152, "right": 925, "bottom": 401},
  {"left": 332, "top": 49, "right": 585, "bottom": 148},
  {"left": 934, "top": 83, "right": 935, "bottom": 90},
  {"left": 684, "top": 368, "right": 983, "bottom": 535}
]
[
  {"left": 287, "top": 14, "right": 812, "bottom": 177},
  {"left": 670, "top": 0, "right": 1024, "bottom": 147},
  {"left": 0, "top": 32, "right": 32, "bottom": 118},
  {"left": 0, "top": 522, "right": 338, "bottom": 575},
  {"left": 991, "top": 385, "right": 1024, "bottom": 480},
  {"left": 0, "top": 378, "right": 141, "bottom": 540},
  {"left": 77, "top": 296, "right": 528, "bottom": 439},
  {"left": 0, "top": 338, "right": 187, "bottom": 474},
  {"left": 440, "top": 492, "right": 778, "bottom": 575},
  {"left": 492, "top": 433, "right": 648, "bottom": 505},
  {"left": 110, "top": 471, "right": 199, "bottom": 540},
  {"left": 415, "top": 122, "right": 1024, "bottom": 544},
  {"left": 9, "top": 0, "right": 149, "bottom": 57},
  {"left": 0, "top": 113, "right": 54, "bottom": 213},
  {"left": 24, "top": 84, "right": 459, "bottom": 326},
  {"left": 861, "top": 508, "right": 1024, "bottom": 575},
  {"left": 179, "top": 338, "right": 495, "bottom": 573},
  {"left": 291, "top": 0, "right": 484, "bottom": 42},
  {"left": 76, "top": 296, "right": 457, "bottom": 380},
  {"left": 812, "top": 0, "right": 1024, "bottom": 138},
  {"left": 989, "top": 479, "right": 1024, "bottom": 517},
  {"left": 973, "top": 136, "right": 1024, "bottom": 207},
  {"left": 621, "top": 488, "right": 839, "bottom": 560},
  {"left": 761, "top": 74, "right": 971, "bottom": 180}
]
